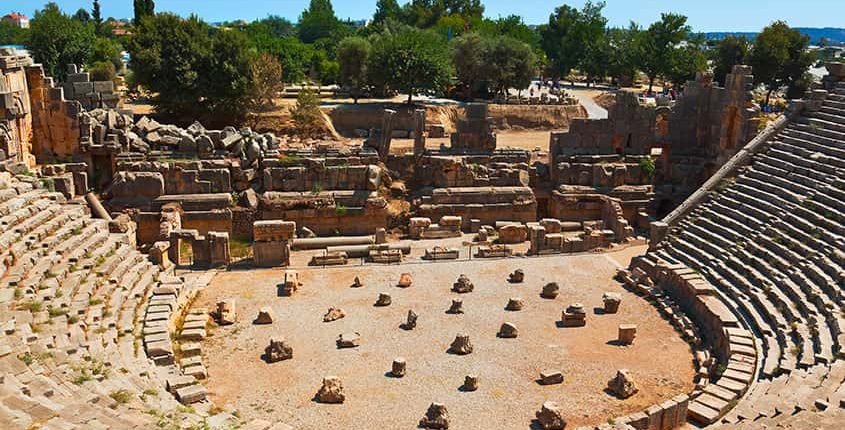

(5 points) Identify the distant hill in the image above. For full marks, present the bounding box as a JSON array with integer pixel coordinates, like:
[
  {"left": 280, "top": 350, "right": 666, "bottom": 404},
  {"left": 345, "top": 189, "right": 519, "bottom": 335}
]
[{"left": 705, "top": 27, "right": 845, "bottom": 45}]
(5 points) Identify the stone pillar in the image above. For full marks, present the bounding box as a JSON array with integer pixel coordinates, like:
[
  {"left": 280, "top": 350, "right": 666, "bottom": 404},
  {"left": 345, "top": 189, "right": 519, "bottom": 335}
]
[
  {"left": 378, "top": 109, "right": 396, "bottom": 160},
  {"left": 209, "top": 231, "right": 231, "bottom": 266},
  {"left": 649, "top": 221, "right": 669, "bottom": 250},
  {"left": 413, "top": 109, "right": 426, "bottom": 157},
  {"left": 253, "top": 220, "right": 295, "bottom": 267}
]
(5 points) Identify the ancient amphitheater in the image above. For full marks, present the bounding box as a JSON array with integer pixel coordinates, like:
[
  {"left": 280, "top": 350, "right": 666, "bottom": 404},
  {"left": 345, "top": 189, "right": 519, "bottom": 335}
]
[{"left": 0, "top": 46, "right": 843, "bottom": 430}]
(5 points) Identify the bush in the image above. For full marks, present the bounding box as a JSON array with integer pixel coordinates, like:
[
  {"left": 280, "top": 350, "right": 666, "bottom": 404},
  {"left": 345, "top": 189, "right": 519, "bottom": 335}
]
[
  {"left": 639, "top": 156, "right": 656, "bottom": 177},
  {"left": 290, "top": 88, "right": 323, "bottom": 136},
  {"left": 89, "top": 61, "right": 117, "bottom": 82}
]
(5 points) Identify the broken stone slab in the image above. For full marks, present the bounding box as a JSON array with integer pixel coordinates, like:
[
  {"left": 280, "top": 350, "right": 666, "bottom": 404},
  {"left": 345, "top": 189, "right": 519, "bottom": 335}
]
[
  {"left": 607, "top": 369, "right": 638, "bottom": 399},
  {"left": 351, "top": 276, "right": 363, "bottom": 288},
  {"left": 449, "top": 333, "right": 473, "bottom": 355},
  {"left": 602, "top": 292, "right": 622, "bottom": 314},
  {"left": 315, "top": 376, "right": 345, "bottom": 403},
  {"left": 323, "top": 307, "right": 346, "bottom": 322},
  {"left": 401, "top": 309, "right": 417, "bottom": 330},
  {"left": 498, "top": 322, "right": 518, "bottom": 338},
  {"left": 618, "top": 324, "right": 637, "bottom": 345},
  {"left": 539, "top": 370, "right": 563, "bottom": 385},
  {"left": 175, "top": 384, "right": 207, "bottom": 404},
  {"left": 508, "top": 269, "right": 524, "bottom": 283},
  {"left": 419, "top": 402, "right": 449, "bottom": 429},
  {"left": 215, "top": 300, "right": 236, "bottom": 325},
  {"left": 505, "top": 297, "right": 524, "bottom": 311},
  {"left": 397, "top": 273, "right": 412, "bottom": 288},
  {"left": 463, "top": 374, "right": 479, "bottom": 391},
  {"left": 264, "top": 337, "right": 293, "bottom": 363},
  {"left": 254, "top": 307, "right": 274, "bottom": 325},
  {"left": 541, "top": 282, "right": 559, "bottom": 299},
  {"left": 536, "top": 401, "right": 566, "bottom": 430},
  {"left": 375, "top": 292, "right": 392, "bottom": 307},
  {"left": 446, "top": 298, "right": 464, "bottom": 314},
  {"left": 452, "top": 274, "right": 474, "bottom": 293},
  {"left": 336, "top": 332, "right": 361, "bottom": 349}
]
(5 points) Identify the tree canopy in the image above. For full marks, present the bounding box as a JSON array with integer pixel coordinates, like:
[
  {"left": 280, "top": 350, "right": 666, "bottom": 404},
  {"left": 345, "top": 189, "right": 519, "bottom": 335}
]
[
  {"left": 28, "top": 3, "right": 95, "bottom": 80},
  {"left": 750, "top": 21, "right": 816, "bottom": 103},
  {"left": 368, "top": 26, "right": 452, "bottom": 102}
]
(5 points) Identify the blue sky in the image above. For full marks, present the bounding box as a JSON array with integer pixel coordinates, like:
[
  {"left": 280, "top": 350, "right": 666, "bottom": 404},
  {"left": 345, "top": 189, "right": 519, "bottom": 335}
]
[{"left": 4, "top": 0, "right": 843, "bottom": 32}]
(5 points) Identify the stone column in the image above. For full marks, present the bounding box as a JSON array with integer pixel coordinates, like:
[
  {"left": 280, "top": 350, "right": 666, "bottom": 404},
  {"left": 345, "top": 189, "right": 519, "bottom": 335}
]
[
  {"left": 413, "top": 109, "right": 426, "bottom": 157},
  {"left": 378, "top": 109, "right": 396, "bottom": 161}
]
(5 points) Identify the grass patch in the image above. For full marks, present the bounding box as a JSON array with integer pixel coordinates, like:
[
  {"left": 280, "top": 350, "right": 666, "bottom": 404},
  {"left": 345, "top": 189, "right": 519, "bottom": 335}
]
[
  {"left": 109, "top": 389, "right": 132, "bottom": 404},
  {"left": 19, "top": 300, "right": 43, "bottom": 313},
  {"left": 229, "top": 237, "right": 253, "bottom": 261},
  {"left": 18, "top": 352, "right": 33, "bottom": 365},
  {"left": 89, "top": 298, "right": 104, "bottom": 306}
]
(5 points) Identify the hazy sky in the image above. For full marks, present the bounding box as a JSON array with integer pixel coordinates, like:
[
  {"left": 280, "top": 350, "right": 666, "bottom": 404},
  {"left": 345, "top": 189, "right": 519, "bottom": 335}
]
[{"left": 4, "top": 0, "right": 843, "bottom": 32}]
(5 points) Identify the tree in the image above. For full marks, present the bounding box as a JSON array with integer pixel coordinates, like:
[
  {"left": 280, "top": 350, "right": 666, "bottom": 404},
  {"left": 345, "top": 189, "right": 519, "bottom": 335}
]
[
  {"left": 540, "top": 1, "right": 607, "bottom": 80},
  {"left": 638, "top": 13, "right": 692, "bottom": 94},
  {"left": 90, "top": 37, "right": 123, "bottom": 71},
  {"left": 92, "top": 0, "right": 103, "bottom": 34},
  {"left": 337, "top": 37, "right": 371, "bottom": 103},
  {"left": 28, "top": 3, "right": 96, "bottom": 80},
  {"left": 250, "top": 53, "right": 284, "bottom": 109},
  {"left": 606, "top": 23, "right": 642, "bottom": 86},
  {"left": 0, "top": 21, "right": 29, "bottom": 46},
  {"left": 373, "top": 0, "right": 402, "bottom": 26},
  {"left": 711, "top": 35, "right": 750, "bottom": 86},
  {"left": 485, "top": 36, "right": 536, "bottom": 96},
  {"left": 750, "top": 21, "right": 815, "bottom": 106},
  {"left": 666, "top": 33, "right": 707, "bottom": 89},
  {"left": 73, "top": 8, "right": 91, "bottom": 23},
  {"left": 133, "top": 0, "right": 155, "bottom": 26},
  {"left": 298, "top": 0, "right": 341, "bottom": 44},
  {"left": 257, "top": 15, "right": 295, "bottom": 38},
  {"left": 368, "top": 26, "right": 452, "bottom": 103},
  {"left": 450, "top": 32, "right": 487, "bottom": 98},
  {"left": 290, "top": 87, "right": 323, "bottom": 136}
]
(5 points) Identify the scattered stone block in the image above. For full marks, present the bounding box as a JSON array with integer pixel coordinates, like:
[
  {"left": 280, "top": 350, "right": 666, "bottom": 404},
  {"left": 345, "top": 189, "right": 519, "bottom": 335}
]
[
  {"left": 449, "top": 333, "right": 473, "bottom": 355},
  {"left": 397, "top": 273, "right": 412, "bottom": 288},
  {"left": 452, "top": 274, "right": 474, "bottom": 293},
  {"left": 539, "top": 370, "right": 564, "bottom": 385},
  {"left": 264, "top": 338, "right": 293, "bottom": 363},
  {"left": 176, "top": 384, "right": 207, "bottom": 404},
  {"left": 419, "top": 402, "right": 449, "bottom": 429},
  {"left": 402, "top": 309, "right": 418, "bottom": 330},
  {"left": 215, "top": 300, "right": 236, "bottom": 325},
  {"left": 323, "top": 307, "right": 346, "bottom": 322},
  {"left": 498, "top": 322, "right": 519, "bottom": 338},
  {"left": 602, "top": 292, "right": 622, "bottom": 314},
  {"left": 316, "top": 376, "right": 345, "bottom": 403},
  {"left": 618, "top": 324, "right": 637, "bottom": 345},
  {"left": 541, "top": 283, "right": 559, "bottom": 299},
  {"left": 336, "top": 332, "right": 361, "bottom": 349},
  {"left": 254, "top": 307, "right": 274, "bottom": 325},
  {"left": 561, "top": 303, "right": 586, "bottom": 327},
  {"left": 375, "top": 292, "right": 392, "bottom": 307},
  {"left": 508, "top": 269, "right": 524, "bottom": 283},
  {"left": 351, "top": 276, "right": 363, "bottom": 288},
  {"left": 391, "top": 358, "right": 406, "bottom": 378},
  {"left": 447, "top": 298, "right": 464, "bottom": 314},
  {"left": 505, "top": 297, "right": 524, "bottom": 311},
  {"left": 536, "top": 401, "right": 566, "bottom": 430},
  {"left": 607, "top": 369, "right": 638, "bottom": 399},
  {"left": 463, "top": 374, "right": 479, "bottom": 391}
]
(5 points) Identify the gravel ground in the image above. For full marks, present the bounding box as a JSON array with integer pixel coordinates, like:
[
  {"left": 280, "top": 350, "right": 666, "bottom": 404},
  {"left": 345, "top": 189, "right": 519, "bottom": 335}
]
[{"left": 194, "top": 247, "right": 694, "bottom": 429}]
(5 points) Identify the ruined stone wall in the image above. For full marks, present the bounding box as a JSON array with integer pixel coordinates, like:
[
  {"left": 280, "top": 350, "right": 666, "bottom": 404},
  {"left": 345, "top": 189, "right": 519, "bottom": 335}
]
[
  {"left": 25, "top": 64, "right": 81, "bottom": 160},
  {"left": 416, "top": 186, "right": 537, "bottom": 228},
  {"left": 0, "top": 52, "right": 34, "bottom": 167},
  {"left": 117, "top": 160, "right": 233, "bottom": 195},
  {"left": 415, "top": 154, "right": 529, "bottom": 188},
  {"left": 62, "top": 64, "right": 121, "bottom": 111},
  {"left": 260, "top": 191, "right": 390, "bottom": 236},
  {"left": 263, "top": 162, "right": 381, "bottom": 192}
]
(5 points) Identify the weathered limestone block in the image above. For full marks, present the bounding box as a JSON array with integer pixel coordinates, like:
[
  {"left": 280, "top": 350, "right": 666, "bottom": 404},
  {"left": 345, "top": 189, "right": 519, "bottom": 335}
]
[
  {"left": 323, "top": 307, "right": 346, "bottom": 322},
  {"left": 391, "top": 357, "right": 406, "bottom": 378},
  {"left": 505, "top": 297, "right": 525, "bottom": 311},
  {"left": 264, "top": 337, "right": 293, "bottom": 362},
  {"left": 561, "top": 303, "right": 586, "bottom": 327},
  {"left": 498, "top": 224, "right": 528, "bottom": 244},
  {"left": 316, "top": 376, "right": 345, "bottom": 403},
  {"left": 539, "top": 370, "right": 564, "bottom": 385},
  {"left": 108, "top": 171, "right": 164, "bottom": 200},
  {"left": 336, "top": 332, "right": 361, "bottom": 348},
  {"left": 536, "top": 401, "right": 566, "bottom": 430},
  {"left": 351, "top": 276, "right": 363, "bottom": 288},
  {"left": 215, "top": 300, "right": 236, "bottom": 325},
  {"left": 419, "top": 402, "right": 450, "bottom": 429},
  {"left": 408, "top": 217, "right": 432, "bottom": 239},
  {"left": 254, "top": 307, "right": 274, "bottom": 324},
  {"left": 541, "top": 282, "right": 560, "bottom": 299},
  {"left": 375, "top": 292, "right": 392, "bottom": 307},
  {"left": 402, "top": 309, "right": 418, "bottom": 330},
  {"left": 449, "top": 333, "right": 473, "bottom": 355},
  {"left": 282, "top": 270, "right": 300, "bottom": 296},
  {"left": 463, "top": 375, "right": 479, "bottom": 391},
  {"left": 452, "top": 274, "right": 474, "bottom": 293},
  {"left": 618, "top": 324, "right": 637, "bottom": 345},
  {"left": 254, "top": 220, "right": 296, "bottom": 241},
  {"left": 498, "top": 322, "right": 518, "bottom": 338},
  {"left": 397, "top": 272, "right": 413, "bottom": 288},
  {"left": 447, "top": 298, "right": 464, "bottom": 314},
  {"left": 607, "top": 369, "right": 638, "bottom": 399},
  {"left": 603, "top": 292, "right": 622, "bottom": 314},
  {"left": 508, "top": 269, "right": 524, "bottom": 283}
]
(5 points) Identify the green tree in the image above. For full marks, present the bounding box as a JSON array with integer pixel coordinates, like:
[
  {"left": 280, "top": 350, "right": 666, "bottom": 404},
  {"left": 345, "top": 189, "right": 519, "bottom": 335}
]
[
  {"left": 485, "top": 36, "right": 537, "bottom": 96},
  {"left": 368, "top": 26, "right": 452, "bottom": 103},
  {"left": 638, "top": 13, "right": 692, "bottom": 94},
  {"left": 290, "top": 87, "right": 323, "bottom": 135},
  {"left": 711, "top": 36, "right": 750, "bottom": 86},
  {"left": 666, "top": 33, "right": 707, "bottom": 88},
  {"left": 28, "top": 3, "right": 96, "bottom": 80},
  {"left": 73, "top": 8, "right": 91, "bottom": 23},
  {"left": 298, "top": 0, "right": 341, "bottom": 44},
  {"left": 540, "top": 1, "right": 607, "bottom": 80},
  {"left": 133, "top": 0, "right": 155, "bottom": 26},
  {"left": 606, "top": 24, "right": 642, "bottom": 86},
  {"left": 450, "top": 32, "right": 487, "bottom": 98},
  {"left": 90, "top": 37, "right": 123, "bottom": 71},
  {"left": 257, "top": 15, "right": 295, "bottom": 38},
  {"left": 373, "top": 0, "right": 402, "bottom": 26},
  {"left": 250, "top": 52, "right": 284, "bottom": 109},
  {"left": 0, "top": 21, "right": 29, "bottom": 46},
  {"left": 337, "top": 37, "right": 371, "bottom": 103},
  {"left": 750, "top": 21, "right": 816, "bottom": 105},
  {"left": 92, "top": 0, "right": 103, "bottom": 35},
  {"left": 201, "top": 29, "right": 255, "bottom": 123}
]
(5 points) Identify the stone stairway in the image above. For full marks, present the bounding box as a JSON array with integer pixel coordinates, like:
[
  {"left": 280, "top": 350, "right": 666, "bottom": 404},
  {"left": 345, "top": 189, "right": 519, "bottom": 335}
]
[
  {"left": 631, "top": 82, "right": 845, "bottom": 427},
  {"left": 0, "top": 173, "right": 214, "bottom": 429}
]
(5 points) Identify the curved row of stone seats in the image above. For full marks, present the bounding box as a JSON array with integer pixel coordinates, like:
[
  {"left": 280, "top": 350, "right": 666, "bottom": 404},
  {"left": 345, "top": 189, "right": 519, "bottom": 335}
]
[
  {"left": 0, "top": 173, "right": 218, "bottom": 429},
  {"left": 640, "top": 83, "right": 845, "bottom": 426}
]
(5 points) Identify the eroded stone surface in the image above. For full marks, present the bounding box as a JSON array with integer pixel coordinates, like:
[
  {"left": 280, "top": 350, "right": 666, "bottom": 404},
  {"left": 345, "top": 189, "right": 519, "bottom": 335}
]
[
  {"left": 607, "top": 369, "right": 639, "bottom": 399},
  {"left": 316, "top": 376, "right": 345, "bottom": 403},
  {"left": 419, "top": 402, "right": 450, "bottom": 429},
  {"left": 535, "top": 401, "right": 566, "bottom": 430},
  {"left": 264, "top": 337, "right": 293, "bottom": 363}
]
